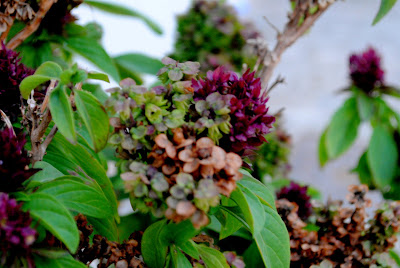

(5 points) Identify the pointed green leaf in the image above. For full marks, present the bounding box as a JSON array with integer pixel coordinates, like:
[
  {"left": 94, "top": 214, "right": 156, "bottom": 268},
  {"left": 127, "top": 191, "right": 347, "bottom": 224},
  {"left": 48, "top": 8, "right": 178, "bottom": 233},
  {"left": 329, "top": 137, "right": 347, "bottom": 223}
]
[
  {"left": 230, "top": 185, "right": 265, "bottom": 235},
  {"left": 367, "top": 125, "right": 398, "bottom": 187},
  {"left": 178, "top": 240, "right": 200, "bottom": 260},
  {"left": 87, "top": 71, "right": 110, "bottom": 82},
  {"left": 65, "top": 37, "right": 120, "bottom": 81},
  {"left": 169, "top": 245, "right": 192, "bottom": 268},
  {"left": 20, "top": 76, "right": 53, "bottom": 99},
  {"left": 74, "top": 90, "right": 109, "bottom": 152},
  {"left": 87, "top": 216, "right": 119, "bottom": 242},
  {"left": 49, "top": 85, "right": 77, "bottom": 143},
  {"left": 373, "top": 0, "right": 397, "bottom": 25},
  {"left": 34, "top": 254, "right": 87, "bottom": 268},
  {"left": 23, "top": 193, "right": 79, "bottom": 253},
  {"left": 35, "top": 61, "right": 63, "bottom": 78},
  {"left": 318, "top": 129, "right": 329, "bottom": 167},
  {"left": 142, "top": 220, "right": 168, "bottom": 268},
  {"left": 326, "top": 97, "right": 360, "bottom": 159},
  {"left": 254, "top": 207, "right": 290, "bottom": 268},
  {"left": 356, "top": 91, "right": 375, "bottom": 121},
  {"left": 196, "top": 244, "right": 229, "bottom": 268},
  {"left": 37, "top": 176, "right": 112, "bottom": 218},
  {"left": 114, "top": 53, "right": 164, "bottom": 75},
  {"left": 215, "top": 209, "right": 243, "bottom": 240},
  {"left": 84, "top": 0, "right": 163, "bottom": 34}
]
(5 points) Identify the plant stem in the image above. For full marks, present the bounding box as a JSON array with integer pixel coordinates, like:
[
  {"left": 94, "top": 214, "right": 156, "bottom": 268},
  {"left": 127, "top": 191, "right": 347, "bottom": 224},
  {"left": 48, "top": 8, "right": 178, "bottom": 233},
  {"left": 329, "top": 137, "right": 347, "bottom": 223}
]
[{"left": 6, "top": 0, "right": 56, "bottom": 50}]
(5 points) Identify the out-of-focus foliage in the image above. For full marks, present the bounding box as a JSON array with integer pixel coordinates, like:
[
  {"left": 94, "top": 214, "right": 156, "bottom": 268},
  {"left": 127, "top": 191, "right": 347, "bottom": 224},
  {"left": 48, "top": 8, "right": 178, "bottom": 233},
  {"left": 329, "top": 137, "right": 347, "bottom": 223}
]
[{"left": 170, "top": 0, "right": 260, "bottom": 74}]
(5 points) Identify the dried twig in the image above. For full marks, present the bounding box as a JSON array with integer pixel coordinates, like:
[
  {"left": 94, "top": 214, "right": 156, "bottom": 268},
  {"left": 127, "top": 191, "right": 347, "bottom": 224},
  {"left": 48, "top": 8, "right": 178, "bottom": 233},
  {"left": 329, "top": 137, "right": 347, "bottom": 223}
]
[
  {"left": 259, "top": 1, "right": 335, "bottom": 89},
  {"left": 6, "top": 0, "right": 56, "bottom": 50},
  {"left": 0, "top": 109, "right": 15, "bottom": 136},
  {"left": 265, "top": 75, "right": 285, "bottom": 96}
]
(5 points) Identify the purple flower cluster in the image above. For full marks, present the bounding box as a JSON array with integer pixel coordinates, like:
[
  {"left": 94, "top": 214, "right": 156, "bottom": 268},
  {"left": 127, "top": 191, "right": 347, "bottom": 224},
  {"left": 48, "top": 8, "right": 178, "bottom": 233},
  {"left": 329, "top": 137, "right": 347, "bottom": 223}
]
[
  {"left": 0, "top": 193, "right": 37, "bottom": 252},
  {"left": 349, "top": 47, "right": 384, "bottom": 93},
  {"left": 0, "top": 43, "right": 34, "bottom": 123},
  {"left": 0, "top": 128, "right": 37, "bottom": 192},
  {"left": 192, "top": 67, "right": 275, "bottom": 154},
  {"left": 276, "top": 182, "right": 312, "bottom": 220}
]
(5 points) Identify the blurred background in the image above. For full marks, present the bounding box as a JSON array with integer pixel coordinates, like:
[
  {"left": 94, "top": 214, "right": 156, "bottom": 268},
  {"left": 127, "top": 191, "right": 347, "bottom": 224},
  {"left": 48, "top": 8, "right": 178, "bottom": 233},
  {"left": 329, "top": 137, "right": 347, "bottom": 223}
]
[{"left": 74, "top": 0, "right": 400, "bottom": 201}]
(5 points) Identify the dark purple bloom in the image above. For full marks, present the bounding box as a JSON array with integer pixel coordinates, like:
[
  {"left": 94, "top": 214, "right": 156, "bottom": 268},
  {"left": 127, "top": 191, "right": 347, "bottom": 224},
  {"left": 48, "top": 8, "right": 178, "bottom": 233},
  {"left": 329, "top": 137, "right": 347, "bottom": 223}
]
[
  {"left": 192, "top": 67, "right": 275, "bottom": 154},
  {"left": 0, "top": 193, "right": 37, "bottom": 255},
  {"left": 0, "top": 43, "right": 34, "bottom": 124},
  {"left": 0, "top": 128, "right": 37, "bottom": 192},
  {"left": 276, "top": 182, "right": 312, "bottom": 220},
  {"left": 349, "top": 47, "right": 384, "bottom": 93}
]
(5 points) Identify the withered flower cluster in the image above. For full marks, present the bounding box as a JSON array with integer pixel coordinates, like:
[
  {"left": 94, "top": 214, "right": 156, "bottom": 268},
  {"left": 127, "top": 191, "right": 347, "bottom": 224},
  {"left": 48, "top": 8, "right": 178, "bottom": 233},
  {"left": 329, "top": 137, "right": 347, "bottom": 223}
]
[
  {"left": 122, "top": 128, "right": 242, "bottom": 227},
  {"left": 0, "top": 0, "right": 35, "bottom": 32},
  {"left": 276, "top": 184, "right": 400, "bottom": 267},
  {"left": 108, "top": 58, "right": 274, "bottom": 227}
]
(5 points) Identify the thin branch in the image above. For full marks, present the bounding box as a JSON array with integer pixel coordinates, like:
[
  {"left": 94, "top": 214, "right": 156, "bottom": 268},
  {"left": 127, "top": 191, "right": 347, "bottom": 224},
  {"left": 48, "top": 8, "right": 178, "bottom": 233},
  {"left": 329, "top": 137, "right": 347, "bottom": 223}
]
[
  {"left": 263, "top": 16, "right": 281, "bottom": 36},
  {"left": 265, "top": 75, "right": 285, "bottom": 96},
  {"left": 42, "top": 125, "right": 58, "bottom": 151},
  {"left": 6, "top": 0, "right": 56, "bottom": 50},
  {"left": 41, "top": 80, "right": 57, "bottom": 113},
  {"left": 259, "top": 2, "right": 334, "bottom": 89}
]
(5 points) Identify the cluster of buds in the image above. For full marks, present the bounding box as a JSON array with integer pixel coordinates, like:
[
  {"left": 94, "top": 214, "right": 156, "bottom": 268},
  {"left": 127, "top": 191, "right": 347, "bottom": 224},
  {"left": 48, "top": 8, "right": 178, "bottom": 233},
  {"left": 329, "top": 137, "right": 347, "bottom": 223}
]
[
  {"left": 349, "top": 47, "right": 385, "bottom": 94},
  {"left": 0, "top": 193, "right": 37, "bottom": 266},
  {"left": 0, "top": 0, "right": 35, "bottom": 32},
  {"left": 170, "top": 0, "right": 260, "bottom": 73},
  {"left": 0, "top": 128, "right": 37, "bottom": 192},
  {"left": 108, "top": 58, "right": 274, "bottom": 227},
  {"left": 193, "top": 67, "right": 275, "bottom": 154},
  {"left": 121, "top": 128, "right": 242, "bottom": 227},
  {"left": 106, "top": 59, "right": 200, "bottom": 160},
  {"left": 276, "top": 184, "right": 400, "bottom": 267},
  {"left": 0, "top": 43, "right": 34, "bottom": 125}
]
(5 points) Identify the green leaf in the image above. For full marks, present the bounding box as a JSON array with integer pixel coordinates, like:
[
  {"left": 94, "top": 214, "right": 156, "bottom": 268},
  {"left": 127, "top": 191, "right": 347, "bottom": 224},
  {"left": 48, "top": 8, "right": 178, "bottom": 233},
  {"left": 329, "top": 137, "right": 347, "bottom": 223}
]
[
  {"left": 178, "top": 240, "right": 200, "bottom": 260},
  {"left": 33, "top": 249, "right": 69, "bottom": 259},
  {"left": 243, "top": 242, "right": 264, "bottom": 267},
  {"left": 34, "top": 254, "right": 87, "bottom": 268},
  {"left": 114, "top": 53, "right": 164, "bottom": 75},
  {"left": 160, "top": 220, "right": 199, "bottom": 246},
  {"left": 356, "top": 91, "right": 375, "bottom": 121},
  {"left": 20, "top": 76, "right": 53, "bottom": 99},
  {"left": 23, "top": 193, "right": 79, "bottom": 253},
  {"left": 87, "top": 71, "right": 110, "bottom": 82},
  {"left": 214, "top": 209, "right": 243, "bottom": 240},
  {"left": 254, "top": 207, "right": 290, "bottom": 268},
  {"left": 196, "top": 244, "right": 229, "bottom": 268},
  {"left": 114, "top": 59, "right": 143, "bottom": 84},
  {"left": 49, "top": 85, "right": 76, "bottom": 143},
  {"left": 230, "top": 184, "right": 265, "bottom": 235},
  {"left": 367, "top": 125, "right": 398, "bottom": 188},
  {"left": 373, "top": 0, "right": 397, "bottom": 25},
  {"left": 87, "top": 216, "right": 119, "bottom": 241},
  {"left": 35, "top": 61, "right": 63, "bottom": 78},
  {"left": 142, "top": 220, "right": 168, "bottom": 268},
  {"left": 238, "top": 170, "right": 276, "bottom": 210},
  {"left": 74, "top": 90, "right": 109, "bottom": 152},
  {"left": 20, "top": 62, "right": 63, "bottom": 98},
  {"left": 26, "top": 161, "right": 64, "bottom": 188},
  {"left": 318, "top": 129, "right": 329, "bottom": 167},
  {"left": 326, "top": 97, "right": 360, "bottom": 159},
  {"left": 84, "top": 0, "right": 163, "bottom": 35},
  {"left": 37, "top": 176, "right": 112, "bottom": 218},
  {"left": 82, "top": 83, "right": 109, "bottom": 104},
  {"left": 44, "top": 133, "right": 119, "bottom": 221},
  {"left": 65, "top": 37, "right": 120, "bottom": 81},
  {"left": 169, "top": 245, "right": 192, "bottom": 268},
  {"left": 353, "top": 152, "right": 375, "bottom": 188},
  {"left": 389, "top": 249, "right": 400, "bottom": 266}
]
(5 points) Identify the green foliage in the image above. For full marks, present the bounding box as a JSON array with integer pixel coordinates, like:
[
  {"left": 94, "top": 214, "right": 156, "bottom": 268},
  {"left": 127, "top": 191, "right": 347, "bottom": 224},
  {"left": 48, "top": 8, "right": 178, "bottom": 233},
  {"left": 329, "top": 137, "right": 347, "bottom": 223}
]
[
  {"left": 196, "top": 244, "right": 230, "bottom": 268},
  {"left": 23, "top": 193, "right": 79, "bottom": 253},
  {"left": 83, "top": 0, "right": 163, "bottom": 35},
  {"left": 373, "top": 0, "right": 398, "bottom": 25}
]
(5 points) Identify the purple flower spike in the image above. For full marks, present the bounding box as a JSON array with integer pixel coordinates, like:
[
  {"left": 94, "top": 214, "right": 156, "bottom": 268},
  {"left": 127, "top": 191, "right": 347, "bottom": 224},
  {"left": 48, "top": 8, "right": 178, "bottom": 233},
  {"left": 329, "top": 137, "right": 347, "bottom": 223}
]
[{"left": 349, "top": 47, "right": 384, "bottom": 93}]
